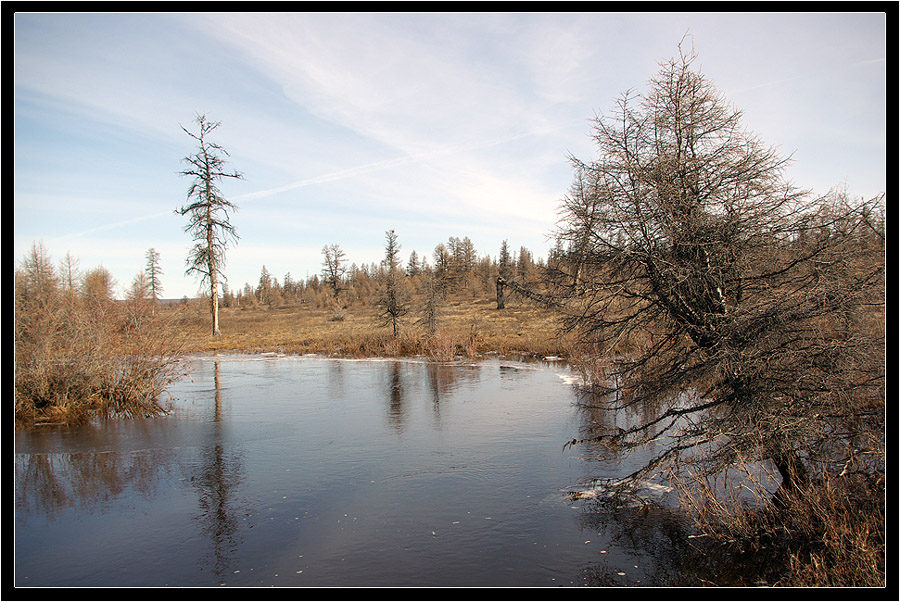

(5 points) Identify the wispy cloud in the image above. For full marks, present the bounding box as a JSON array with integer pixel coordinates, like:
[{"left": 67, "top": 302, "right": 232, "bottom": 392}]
[
  {"left": 15, "top": 12, "right": 886, "bottom": 299},
  {"left": 235, "top": 128, "right": 546, "bottom": 204},
  {"left": 60, "top": 211, "right": 173, "bottom": 239},
  {"left": 189, "top": 14, "right": 571, "bottom": 156}
]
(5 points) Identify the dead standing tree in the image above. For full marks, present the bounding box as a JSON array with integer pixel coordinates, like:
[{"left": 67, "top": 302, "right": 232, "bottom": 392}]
[
  {"left": 552, "top": 45, "right": 884, "bottom": 504},
  {"left": 176, "top": 114, "right": 243, "bottom": 335}
]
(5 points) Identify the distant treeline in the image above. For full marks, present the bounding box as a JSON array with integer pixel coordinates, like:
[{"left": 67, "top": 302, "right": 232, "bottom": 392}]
[{"left": 224, "top": 237, "right": 548, "bottom": 309}]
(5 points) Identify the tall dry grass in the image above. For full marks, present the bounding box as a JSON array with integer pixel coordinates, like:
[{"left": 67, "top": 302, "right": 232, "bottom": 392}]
[{"left": 670, "top": 463, "right": 885, "bottom": 586}]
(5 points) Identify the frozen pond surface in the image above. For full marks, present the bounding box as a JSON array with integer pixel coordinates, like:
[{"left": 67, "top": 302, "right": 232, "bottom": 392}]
[{"left": 15, "top": 354, "right": 689, "bottom": 587}]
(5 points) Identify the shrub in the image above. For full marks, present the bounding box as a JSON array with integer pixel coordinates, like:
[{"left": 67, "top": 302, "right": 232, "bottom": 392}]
[{"left": 15, "top": 253, "right": 188, "bottom": 426}]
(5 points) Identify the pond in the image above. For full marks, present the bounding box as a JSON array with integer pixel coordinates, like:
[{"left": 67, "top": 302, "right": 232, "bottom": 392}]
[{"left": 15, "top": 353, "right": 699, "bottom": 588}]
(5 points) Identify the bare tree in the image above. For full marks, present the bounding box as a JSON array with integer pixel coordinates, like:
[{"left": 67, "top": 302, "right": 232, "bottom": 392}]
[
  {"left": 553, "top": 45, "right": 884, "bottom": 504},
  {"left": 417, "top": 269, "right": 445, "bottom": 334},
  {"left": 19, "top": 242, "right": 59, "bottom": 304},
  {"left": 496, "top": 239, "right": 513, "bottom": 309},
  {"left": 432, "top": 242, "right": 452, "bottom": 292},
  {"left": 374, "top": 229, "right": 411, "bottom": 337},
  {"left": 144, "top": 248, "right": 164, "bottom": 303},
  {"left": 321, "top": 243, "right": 348, "bottom": 297},
  {"left": 257, "top": 265, "right": 273, "bottom": 305},
  {"left": 59, "top": 251, "right": 81, "bottom": 297},
  {"left": 406, "top": 250, "right": 421, "bottom": 277},
  {"left": 127, "top": 271, "right": 152, "bottom": 302},
  {"left": 176, "top": 114, "right": 243, "bottom": 335}
]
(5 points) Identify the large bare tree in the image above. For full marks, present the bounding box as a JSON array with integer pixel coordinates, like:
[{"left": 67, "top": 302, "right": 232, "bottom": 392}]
[
  {"left": 176, "top": 114, "right": 243, "bottom": 335},
  {"left": 552, "top": 45, "right": 884, "bottom": 504}
]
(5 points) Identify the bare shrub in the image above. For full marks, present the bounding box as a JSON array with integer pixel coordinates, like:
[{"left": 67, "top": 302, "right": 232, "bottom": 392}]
[
  {"left": 423, "top": 328, "right": 459, "bottom": 362},
  {"left": 329, "top": 303, "right": 347, "bottom": 322},
  {"left": 15, "top": 250, "right": 188, "bottom": 426}
]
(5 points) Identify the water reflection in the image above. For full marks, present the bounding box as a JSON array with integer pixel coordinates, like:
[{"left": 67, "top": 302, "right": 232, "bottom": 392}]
[
  {"left": 571, "top": 382, "right": 678, "bottom": 473},
  {"left": 15, "top": 355, "right": 721, "bottom": 587},
  {"left": 386, "top": 361, "right": 405, "bottom": 432},
  {"left": 424, "top": 363, "right": 456, "bottom": 424},
  {"left": 328, "top": 360, "right": 345, "bottom": 397},
  {"left": 189, "top": 361, "right": 244, "bottom": 577},
  {"left": 576, "top": 502, "right": 697, "bottom": 586},
  {"left": 382, "top": 360, "right": 483, "bottom": 433},
  {"left": 15, "top": 427, "right": 177, "bottom": 523}
]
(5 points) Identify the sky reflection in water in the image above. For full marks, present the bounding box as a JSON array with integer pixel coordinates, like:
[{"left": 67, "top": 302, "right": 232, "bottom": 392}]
[{"left": 16, "top": 354, "right": 695, "bottom": 587}]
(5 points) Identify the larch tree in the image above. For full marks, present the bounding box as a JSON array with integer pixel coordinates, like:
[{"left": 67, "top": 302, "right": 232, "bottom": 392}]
[
  {"left": 321, "top": 243, "right": 349, "bottom": 297},
  {"left": 257, "top": 265, "right": 273, "bottom": 305},
  {"left": 59, "top": 251, "right": 81, "bottom": 297},
  {"left": 127, "top": 271, "right": 152, "bottom": 302},
  {"left": 417, "top": 268, "right": 445, "bottom": 335},
  {"left": 176, "top": 114, "right": 243, "bottom": 335},
  {"left": 496, "top": 239, "right": 513, "bottom": 309},
  {"left": 552, "top": 44, "right": 884, "bottom": 507},
  {"left": 144, "top": 248, "right": 164, "bottom": 303},
  {"left": 81, "top": 266, "right": 116, "bottom": 306},
  {"left": 406, "top": 250, "right": 421, "bottom": 277},
  {"left": 375, "top": 229, "right": 411, "bottom": 337}
]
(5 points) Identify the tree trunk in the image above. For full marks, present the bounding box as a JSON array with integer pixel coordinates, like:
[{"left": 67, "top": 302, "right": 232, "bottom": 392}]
[
  {"left": 772, "top": 448, "right": 808, "bottom": 491},
  {"left": 207, "top": 214, "right": 220, "bottom": 336},
  {"left": 771, "top": 447, "right": 809, "bottom": 508},
  {"left": 210, "top": 273, "right": 220, "bottom": 336}
]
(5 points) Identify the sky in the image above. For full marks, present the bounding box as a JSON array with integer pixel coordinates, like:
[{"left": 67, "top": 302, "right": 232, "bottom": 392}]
[{"left": 13, "top": 11, "right": 887, "bottom": 300}]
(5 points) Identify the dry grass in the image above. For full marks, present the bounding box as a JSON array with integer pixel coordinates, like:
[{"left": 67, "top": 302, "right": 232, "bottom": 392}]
[
  {"left": 671, "top": 466, "right": 885, "bottom": 587},
  {"left": 173, "top": 295, "right": 574, "bottom": 360}
]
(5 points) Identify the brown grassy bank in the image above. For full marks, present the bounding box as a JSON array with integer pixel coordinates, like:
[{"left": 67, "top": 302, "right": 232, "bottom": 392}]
[{"left": 175, "top": 295, "right": 573, "bottom": 360}]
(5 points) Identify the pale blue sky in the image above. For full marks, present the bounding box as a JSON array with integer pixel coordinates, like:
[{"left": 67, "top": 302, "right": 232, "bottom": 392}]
[{"left": 14, "top": 11, "right": 886, "bottom": 299}]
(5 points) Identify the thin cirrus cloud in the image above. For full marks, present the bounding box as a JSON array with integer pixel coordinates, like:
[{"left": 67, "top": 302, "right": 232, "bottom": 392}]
[
  {"left": 14, "top": 12, "right": 885, "bottom": 300},
  {"left": 197, "top": 13, "right": 580, "bottom": 238},
  {"left": 189, "top": 13, "right": 570, "bottom": 166}
]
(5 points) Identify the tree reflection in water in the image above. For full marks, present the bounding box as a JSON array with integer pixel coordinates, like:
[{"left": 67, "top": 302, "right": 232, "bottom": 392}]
[
  {"left": 383, "top": 360, "right": 482, "bottom": 434},
  {"left": 15, "top": 430, "right": 176, "bottom": 522},
  {"left": 387, "top": 361, "right": 405, "bottom": 432},
  {"left": 189, "top": 361, "right": 244, "bottom": 579},
  {"left": 15, "top": 360, "right": 247, "bottom": 583}
]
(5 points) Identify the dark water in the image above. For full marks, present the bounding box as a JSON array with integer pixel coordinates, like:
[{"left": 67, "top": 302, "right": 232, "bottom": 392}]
[{"left": 15, "top": 354, "right": 695, "bottom": 588}]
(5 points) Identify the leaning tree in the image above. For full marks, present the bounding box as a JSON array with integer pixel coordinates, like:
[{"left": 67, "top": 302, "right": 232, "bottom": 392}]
[
  {"left": 176, "top": 114, "right": 243, "bottom": 335},
  {"left": 552, "top": 45, "right": 884, "bottom": 505}
]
